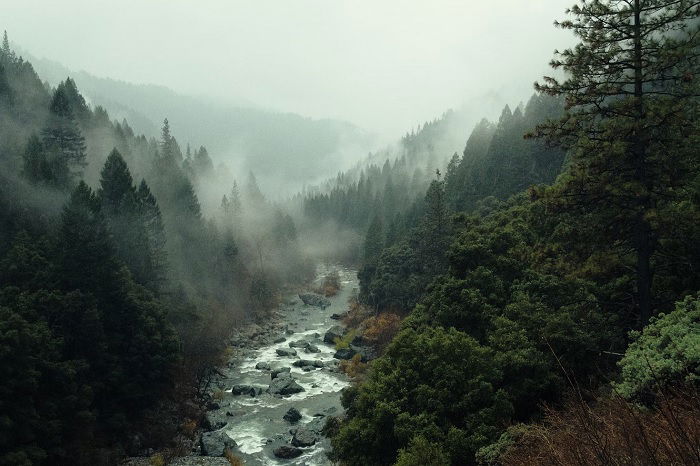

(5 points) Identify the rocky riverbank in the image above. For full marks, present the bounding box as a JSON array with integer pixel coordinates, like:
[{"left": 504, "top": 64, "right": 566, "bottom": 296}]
[{"left": 192, "top": 265, "right": 359, "bottom": 465}]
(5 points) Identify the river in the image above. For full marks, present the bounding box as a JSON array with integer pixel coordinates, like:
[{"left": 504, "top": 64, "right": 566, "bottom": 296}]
[{"left": 201, "top": 264, "right": 357, "bottom": 465}]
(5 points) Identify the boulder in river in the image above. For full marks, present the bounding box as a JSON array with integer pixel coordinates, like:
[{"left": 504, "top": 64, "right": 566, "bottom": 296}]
[
  {"left": 231, "top": 384, "right": 262, "bottom": 396},
  {"left": 298, "top": 292, "right": 331, "bottom": 308},
  {"left": 255, "top": 361, "right": 271, "bottom": 370},
  {"left": 291, "top": 427, "right": 317, "bottom": 447},
  {"left": 276, "top": 347, "right": 297, "bottom": 357},
  {"left": 273, "top": 336, "right": 287, "bottom": 344},
  {"left": 323, "top": 325, "right": 345, "bottom": 344},
  {"left": 292, "top": 359, "right": 324, "bottom": 369},
  {"left": 267, "top": 375, "right": 305, "bottom": 396},
  {"left": 288, "top": 339, "right": 311, "bottom": 349},
  {"left": 200, "top": 430, "right": 237, "bottom": 456},
  {"left": 271, "top": 367, "right": 291, "bottom": 379},
  {"left": 305, "top": 344, "right": 321, "bottom": 353},
  {"left": 283, "top": 407, "right": 302, "bottom": 423},
  {"left": 273, "top": 445, "right": 303, "bottom": 459},
  {"left": 330, "top": 312, "right": 348, "bottom": 320}
]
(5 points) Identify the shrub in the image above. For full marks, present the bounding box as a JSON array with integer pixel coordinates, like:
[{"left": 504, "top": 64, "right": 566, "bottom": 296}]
[
  {"left": 616, "top": 294, "right": 700, "bottom": 400},
  {"left": 362, "top": 312, "right": 401, "bottom": 351},
  {"left": 339, "top": 353, "right": 368, "bottom": 380},
  {"left": 334, "top": 329, "right": 357, "bottom": 350}
]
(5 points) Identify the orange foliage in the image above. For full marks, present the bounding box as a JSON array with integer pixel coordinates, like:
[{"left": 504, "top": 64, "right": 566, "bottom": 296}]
[
  {"left": 339, "top": 353, "right": 368, "bottom": 381},
  {"left": 362, "top": 313, "right": 401, "bottom": 351}
]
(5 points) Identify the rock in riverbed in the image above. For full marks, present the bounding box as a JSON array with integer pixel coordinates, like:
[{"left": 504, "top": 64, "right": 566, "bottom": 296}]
[
  {"left": 231, "top": 384, "right": 262, "bottom": 396},
  {"left": 271, "top": 367, "right": 291, "bottom": 379},
  {"left": 291, "top": 427, "right": 317, "bottom": 447},
  {"left": 292, "top": 359, "right": 325, "bottom": 369},
  {"left": 276, "top": 347, "right": 297, "bottom": 357},
  {"left": 273, "top": 445, "right": 303, "bottom": 459},
  {"left": 200, "top": 430, "right": 237, "bottom": 456},
  {"left": 305, "top": 344, "right": 321, "bottom": 353},
  {"left": 323, "top": 325, "right": 345, "bottom": 344},
  {"left": 255, "top": 361, "right": 271, "bottom": 370},
  {"left": 283, "top": 407, "right": 302, "bottom": 423},
  {"left": 267, "top": 375, "right": 305, "bottom": 396}
]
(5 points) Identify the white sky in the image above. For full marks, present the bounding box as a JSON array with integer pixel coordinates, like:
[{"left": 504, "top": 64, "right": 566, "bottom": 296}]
[{"left": 4, "top": 0, "right": 574, "bottom": 138}]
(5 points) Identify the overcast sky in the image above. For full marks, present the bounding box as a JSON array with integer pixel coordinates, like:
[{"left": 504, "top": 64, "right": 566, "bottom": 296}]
[{"left": 4, "top": 0, "right": 574, "bottom": 138}]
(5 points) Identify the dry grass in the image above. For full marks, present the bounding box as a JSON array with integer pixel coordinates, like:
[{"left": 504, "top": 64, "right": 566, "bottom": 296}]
[
  {"left": 502, "top": 386, "right": 700, "bottom": 466},
  {"left": 224, "top": 448, "right": 245, "bottom": 466}
]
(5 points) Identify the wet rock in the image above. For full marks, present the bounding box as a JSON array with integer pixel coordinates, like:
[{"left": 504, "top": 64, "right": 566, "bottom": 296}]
[
  {"left": 330, "top": 312, "right": 347, "bottom": 320},
  {"left": 271, "top": 367, "right": 291, "bottom": 379},
  {"left": 283, "top": 407, "right": 302, "bottom": 423},
  {"left": 200, "top": 430, "right": 237, "bottom": 456},
  {"left": 267, "top": 375, "right": 305, "bottom": 396},
  {"left": 352, "top": 344, "right": 378, "bottom": 362},
  {"left": 323, "top": 325, "right": 345, "bottom": 344},
  {"left": 255, "top": 361, "right": 271, "bottom": 370},
  {"left": 305, "top": 344, "right": 321, "bottom": 353},
  {"left": 299, "top": 293, "right": 331, "bottom": 308},
  {"left": 333, "top": 347, "right": 356, "bottom": 360},
  {"left": 203, "top": 412, "right": 228, "bottom": 431},
  {"left": 206, "top": 401, "right": 220, "bottom": 410},
  {"left": 292, "top": 359, "right": 324, "bottom": 369},
  {"left": 276, "top": 347, "right": 297, "bottom": 357},
  {"left": 273, "top": 336, "right": 287, "bottom": 344},
  {"left": 291, "top": 427, "right": 317, "bottom": 447},
  {"left": 273, "top": 445, "right": 303, "bottom": 459},
  {"left": 288, "top": 339, "right": 311, "bottom": 349},
  {"left": 285, "top": 328, "right": 295, "bottom": 335},
  {"left": 231, "top": 384, "right": 262, "bottom": 396}
]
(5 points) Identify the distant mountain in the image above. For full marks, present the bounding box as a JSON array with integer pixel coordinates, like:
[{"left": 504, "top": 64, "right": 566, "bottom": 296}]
[{"left": 23, "top": 51, "right": 377, "bottom": 197}]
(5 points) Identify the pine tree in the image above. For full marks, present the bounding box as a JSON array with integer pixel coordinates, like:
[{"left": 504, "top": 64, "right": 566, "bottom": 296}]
[
  {"left": 1, "top": 31, "right": 16, "bottom": 64},
  {"left": 531, "top": 0, "right": 700, "bottom": 325},
  {"left": 137, "top": 179, "right": 168, "bottom": 291},
  {"left": 364, "top": 214, "right": 384, "bottom": 264},
  {"left": 41, "top": 83, "right": 87, "bottom": 186}
]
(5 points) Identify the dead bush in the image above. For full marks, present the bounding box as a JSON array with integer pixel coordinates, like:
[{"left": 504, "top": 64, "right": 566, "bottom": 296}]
[{"left": 501, "top": 386, "right": 700, "bottom": 466}]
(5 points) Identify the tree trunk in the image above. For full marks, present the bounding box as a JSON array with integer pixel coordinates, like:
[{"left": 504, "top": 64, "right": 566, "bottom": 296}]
[{"left": 632, "top": 0, "right": 654, "bottom": 327}]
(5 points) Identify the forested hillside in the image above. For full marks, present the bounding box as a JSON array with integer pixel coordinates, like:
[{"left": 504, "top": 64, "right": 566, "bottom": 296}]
[
  {"left": 317, "top": 2, "right": 700, "bottom": 465},
  {"left": 0, "top": 33, "right": 312, "bottom": 464}
]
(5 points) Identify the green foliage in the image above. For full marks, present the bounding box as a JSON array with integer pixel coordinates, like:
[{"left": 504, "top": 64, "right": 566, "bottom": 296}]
[
  {"left": 616, "top": 295, "right": 700, "bottom": 400},
  {"left": 334, "top": 329, "right": 357, "bottom": 350},
  {"left": 331, "top": 327, "right": 512, "bottom": 465},
  {"left": 395, "top": 436, "right": 450, "bottom": 466}
]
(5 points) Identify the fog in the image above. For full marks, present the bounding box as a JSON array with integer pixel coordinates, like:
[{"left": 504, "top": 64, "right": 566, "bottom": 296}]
[{"left": 4, "top": 0, "right": 573, "bottom": 140}]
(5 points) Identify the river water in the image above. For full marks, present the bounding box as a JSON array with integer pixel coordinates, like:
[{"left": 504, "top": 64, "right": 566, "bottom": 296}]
[{"left": 206, "top": 265, "right": 356, "bottom": 465}]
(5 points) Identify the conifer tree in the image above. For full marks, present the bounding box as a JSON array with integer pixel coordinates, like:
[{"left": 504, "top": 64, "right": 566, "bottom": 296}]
[
  {"left": 41, "top": 83, "right": 87, "bottom": 186},
  {"left": 532, "top": 0, "right": 700, "bottom": 325}
]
